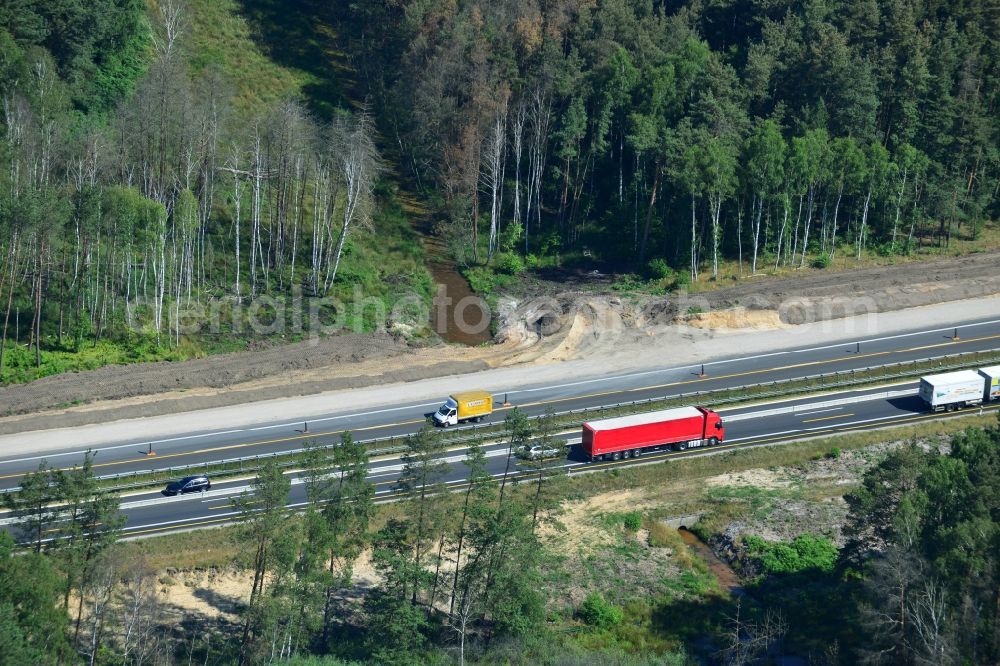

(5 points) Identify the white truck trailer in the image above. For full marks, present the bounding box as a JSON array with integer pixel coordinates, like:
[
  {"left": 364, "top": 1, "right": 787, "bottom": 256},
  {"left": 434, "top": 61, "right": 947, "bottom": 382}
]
[
  {"left": 979, "top": 365, "right": 1000, "bottom": 403},
  {"left": 918, "top": 370, "right": 986, "bottom": 412}
]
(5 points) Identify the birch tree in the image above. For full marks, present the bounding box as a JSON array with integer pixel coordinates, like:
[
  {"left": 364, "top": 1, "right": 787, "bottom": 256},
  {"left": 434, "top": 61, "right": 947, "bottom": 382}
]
[
  {"left": 481, "top": 88, "right": 509, "bottom": 260},
  {"left": 327, "top": 111, "right": 381, "bottom": 290},
  {"left": 744, "top": 120, "right": 785, "bottom": 273},
  {"left": 856, "top": 142, "right": 890, "bottom": 260}
]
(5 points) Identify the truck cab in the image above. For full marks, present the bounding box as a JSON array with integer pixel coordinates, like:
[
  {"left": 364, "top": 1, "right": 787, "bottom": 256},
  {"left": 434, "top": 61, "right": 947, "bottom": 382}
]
[
  {"left": 434, "top": 398, "right": 460, "bottom": 426},
  {"left": 705, "top": 409, "right": 725, "bottom": 442}
]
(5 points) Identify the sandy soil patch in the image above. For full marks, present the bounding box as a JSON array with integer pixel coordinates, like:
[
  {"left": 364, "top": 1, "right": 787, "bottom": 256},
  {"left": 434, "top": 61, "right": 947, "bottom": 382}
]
[
  {"left": 2, "top": 248, "right": 999, "bottom": 432},
  {"left": 158, "top": 552, "right": 383, "bottom": 624},
  {"left": 703, "top": 468, "right": 797, "bottom": 490},
  {"left": 540, "top": 488, "right": 652, "bottom": 554},
  {"left": 160, "top": 568, "right": 250, "bottom": 622},
  {"left": 685, "top": 308, "right": 786, "bottom": 330}
]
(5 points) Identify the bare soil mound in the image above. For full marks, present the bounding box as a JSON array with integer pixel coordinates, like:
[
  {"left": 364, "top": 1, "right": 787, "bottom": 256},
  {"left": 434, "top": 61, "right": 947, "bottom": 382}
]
[{"left": 494, "top": 250, "right": 1000, "bottom": 351}]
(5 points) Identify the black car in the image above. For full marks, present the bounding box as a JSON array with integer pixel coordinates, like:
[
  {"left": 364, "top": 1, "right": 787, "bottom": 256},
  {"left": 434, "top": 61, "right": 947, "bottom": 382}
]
[{"left": 163, "top": 475, "right": 211, "bottom": 496}]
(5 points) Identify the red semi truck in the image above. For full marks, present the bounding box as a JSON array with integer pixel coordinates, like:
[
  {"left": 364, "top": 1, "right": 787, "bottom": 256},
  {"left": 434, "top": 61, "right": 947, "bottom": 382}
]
[{"left": 582, "top": 406, "right": 725, "bottom": 462}]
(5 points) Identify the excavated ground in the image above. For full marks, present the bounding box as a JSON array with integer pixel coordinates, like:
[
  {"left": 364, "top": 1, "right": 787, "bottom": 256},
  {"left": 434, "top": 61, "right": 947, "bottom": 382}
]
[{"left": 1, "top": 250, "right": 998, "bottom": 431}]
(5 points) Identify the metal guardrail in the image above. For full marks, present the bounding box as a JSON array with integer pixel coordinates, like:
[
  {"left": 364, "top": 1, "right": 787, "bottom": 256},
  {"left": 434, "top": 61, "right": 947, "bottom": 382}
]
[{"left": 7, "top": 346, "right": 1000, "bottom": 497}]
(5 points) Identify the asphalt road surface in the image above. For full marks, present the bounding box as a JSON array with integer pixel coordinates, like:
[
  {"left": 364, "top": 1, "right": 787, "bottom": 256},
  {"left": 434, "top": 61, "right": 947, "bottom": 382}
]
[
  {"left": 1, "top": 315, "right": 998, "bottom": 491},
  {"left": 2, "top": 371, "right": 998, "bottom": 542}
]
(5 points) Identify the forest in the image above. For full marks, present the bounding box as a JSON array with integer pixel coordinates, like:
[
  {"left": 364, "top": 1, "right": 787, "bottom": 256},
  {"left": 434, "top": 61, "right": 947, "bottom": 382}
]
[
  {"left": 370, "top": 0, "right": 1000, "bottom": 279},
  {"left": 0, "top": 0, "right": 405, "bottom": 384},
  {"left": 1, "top": 1, "right": 998, "bottom": 664},
  {"left": 0, "top": 0, "right": 999, "bottom": 382},
  {"left": 349, "top": 0, "right": 1000, "bottom": 278}
]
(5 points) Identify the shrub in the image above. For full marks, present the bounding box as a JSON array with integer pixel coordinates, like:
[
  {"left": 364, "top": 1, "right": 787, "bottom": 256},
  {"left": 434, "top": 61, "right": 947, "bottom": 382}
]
[
  {"left": 812, "top": 252, "right": 832, "bottom": 269},
  {"left": 671, "top": 270, "right": 691, "bottom": 290},
  {"left": 611, "top": 274, "right": 644, "bottom": 291},
  {"left": 825, "top": 447, "right": 841, "bottom": 459},
  {"left": 744, "top": 534, "right": 838, "bottom": 575},
  {"left": 645, "top": 257, "right": 672, "bottom": 280},
  {"left": 622, "top": 511, "right": 642, "bottom": 532},
  {"left": 495, "top": 252, "right": 525, "bottom": 275},
  {"left": 538, "top": 231, "right": 562, "bottom": 256},
  {"left": 578, "top": 592, "right": 623, "bottom": 628},
  {"left": 647, "top": 521, "right": 676, "bottom": 548},
  {"left": 500, "top": 221, "right": 523, "bottom": 253}
]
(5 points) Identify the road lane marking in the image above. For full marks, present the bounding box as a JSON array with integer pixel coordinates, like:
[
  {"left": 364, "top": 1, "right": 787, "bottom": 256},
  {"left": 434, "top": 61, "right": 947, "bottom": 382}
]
[
  {"left": 122, "top": 515, "right": 237, "bottom": 536},
  {"left": 4, "top": 332, "right": 998, "bottom": 484},
  {"left": 4, "top": 319, "right": 998, "bottom": 472},
  {"left": 506, "top": 333, "right": 1000, "bottom": 412},
  {"left": 801, "top": 412, "right": 855, "bottom": 423},
  {"left": 796, "top": 407, "right": 842, "bottom": 416},
  {"left": 103, "top": 405, "right": 1000, "bottom": 539},
  {"left": 725, "top": 430, "right": 801, "bottom": 442},
  {"left": 504, "top": 317, "right": 1000, "bottom": 395}
]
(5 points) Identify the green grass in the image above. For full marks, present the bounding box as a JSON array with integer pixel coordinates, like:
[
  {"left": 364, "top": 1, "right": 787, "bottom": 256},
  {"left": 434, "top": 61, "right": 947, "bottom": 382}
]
[
  {"left": 119, "top": 526, "right": 242, "bottom": 570},
  {"left": 0, "top": 338, "right": 190, "bottom": 385},
  {"left": 463, "top": 265, "right": 516, "bottom": 298},
  {"left": 187, "top": 0, "right": 310, "bottom": 115}
]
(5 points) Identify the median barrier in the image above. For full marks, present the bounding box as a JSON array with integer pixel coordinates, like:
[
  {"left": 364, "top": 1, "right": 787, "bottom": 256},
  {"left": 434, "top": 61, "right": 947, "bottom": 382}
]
[{"left": 5, "top": 347, "right": 997, "bottom": 498}]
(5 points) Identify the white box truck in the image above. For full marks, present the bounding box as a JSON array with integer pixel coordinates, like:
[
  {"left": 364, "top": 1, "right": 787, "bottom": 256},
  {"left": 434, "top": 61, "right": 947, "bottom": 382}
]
[
  {"left": 979, "top": 365, "right": 1000, "bottom": 402},
  {"left": 918, "top": 370, "right": 986, "bottom": 412}
]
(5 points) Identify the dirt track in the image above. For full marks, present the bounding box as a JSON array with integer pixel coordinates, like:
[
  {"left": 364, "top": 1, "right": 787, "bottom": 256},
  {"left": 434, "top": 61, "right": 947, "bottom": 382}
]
[{"left": 1, "top": 250, "right": 998, "bottom": 432}]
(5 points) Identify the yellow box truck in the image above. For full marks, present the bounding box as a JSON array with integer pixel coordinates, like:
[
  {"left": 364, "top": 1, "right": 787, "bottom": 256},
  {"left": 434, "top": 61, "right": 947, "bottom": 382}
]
[{"left": 433, "top": 391, "right": 493, "bottom": 426}]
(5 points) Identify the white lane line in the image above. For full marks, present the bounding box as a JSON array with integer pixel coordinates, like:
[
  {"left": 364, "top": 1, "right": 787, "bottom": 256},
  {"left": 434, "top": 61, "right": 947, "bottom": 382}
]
[
  {"left": 802, "top": 412, "right": 912, "bottom": 431},
  {"left": 0, "top": 430, "right": 248, "bottom": 464},
  {"left": 725, "top": 430, "right": 802, "bottom": 443},
  {"left": 6, "top": 317, "right": 997, "bottom": 468},
  {"left": 505, "top": 318, "right": 1000, "bottom": 395},
  {"left": 786, "top": 318, "right": 1000, "bottom": 353},
  {"left": 796, "top": 407, "right": 843, "bottom": 416},
  {"left": 0, "top": 404, "right": 441, "bottom": 465},
  {"left": 121, "top": 511, "right": 241, "bottom": 532}
]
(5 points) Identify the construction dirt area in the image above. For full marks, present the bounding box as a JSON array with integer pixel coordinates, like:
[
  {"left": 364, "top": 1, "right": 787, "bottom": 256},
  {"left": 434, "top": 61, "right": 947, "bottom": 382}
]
[{"left": 1, "top": 250, "right": 999, "bottom": 433}]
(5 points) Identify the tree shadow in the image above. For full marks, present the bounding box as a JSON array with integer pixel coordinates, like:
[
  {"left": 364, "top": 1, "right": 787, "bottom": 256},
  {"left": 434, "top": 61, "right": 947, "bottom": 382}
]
[
  {"left": 740, "top": 568, "right": 863, "bottom": 660},
  {"left": 193, "top": 585, "right": 247, "bottom": 618},
  {"left": 234, "top": 0, "right": 354, "bottom": 119},
  {"left": 650, "top": 594, "right": 731, "bottom": 660},
  {"left": 647, "top": 566, "right": 863, "bottom": 662}
]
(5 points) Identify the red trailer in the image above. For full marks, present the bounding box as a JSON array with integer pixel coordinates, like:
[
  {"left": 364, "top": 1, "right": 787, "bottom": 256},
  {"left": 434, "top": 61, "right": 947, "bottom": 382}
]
[{"left": 582, "top": 406, "right": 725, "bottom": 461}]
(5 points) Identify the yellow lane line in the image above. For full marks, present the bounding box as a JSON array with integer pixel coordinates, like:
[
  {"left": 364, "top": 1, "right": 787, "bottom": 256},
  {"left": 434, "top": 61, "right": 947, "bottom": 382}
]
[
  {"left": 4, "top": 332, "right": 998, "bottom": 483},
  {"left": 513, "top": 333, "right": 1000, "bottom": 411},
  {"left": 801, "top": 412, "right": 855, "bottom": 423},
  {"left": 120, "top": 406, "right": 1000, "bottom": 539}
]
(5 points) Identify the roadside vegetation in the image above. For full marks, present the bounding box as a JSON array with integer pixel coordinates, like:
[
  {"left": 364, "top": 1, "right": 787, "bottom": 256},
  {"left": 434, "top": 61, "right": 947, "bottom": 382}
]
[{"left": 4, "top": 406, "right": 999, "bottom": 664}]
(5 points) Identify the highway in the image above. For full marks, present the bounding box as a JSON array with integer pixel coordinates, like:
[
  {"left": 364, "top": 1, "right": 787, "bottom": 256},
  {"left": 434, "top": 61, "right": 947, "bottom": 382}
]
[
  {"left": 1, "top": 315, "right": 999, "bottom": 492},
  {"left": 70, "top": 381, "right": 1000, "bottom": 540},
  {"left": 0, "top": 315, "right": 999, "bottom": 541}
]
